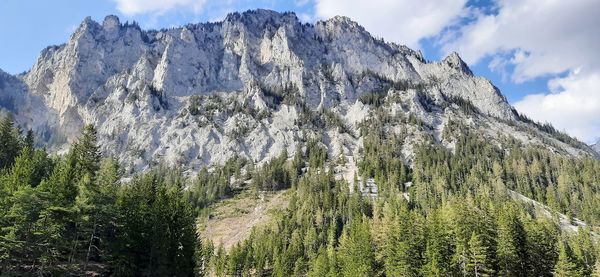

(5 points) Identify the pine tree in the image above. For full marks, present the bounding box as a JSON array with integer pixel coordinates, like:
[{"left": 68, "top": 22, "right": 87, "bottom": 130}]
[
  {"left": 308, "top": 248, "right": 330, "bottom": 277},
  {"left": 0, "top": 186, "right": 45, "bottom": 270},
  {"left": 554, "top": 242, "right": 582, "bottom": 277},
  {"left": 524, "top": 220, "right": 558, "bottom": 276},
  {"left": 592, "top": 257, "right": 600, "bottom": 277},
  {"left": 111, "top": 172, "right": 196, "bottom": 276},
  {"left": 195, "top": 239, "right": 211, "bottom": 277},
  {"left": 78, "top": 159, "right": 120, "bottom": 268},
  {"left": 213, "top": 245, "right": 227, "bottom": 277},
  {"left": 467, "top": 232, "right": 492, "bottom": 276},
  {"left": 0, "top": 115, "right": 22, "bottom": 169},
  {"left": 382, "top": 198, "right": 423, "bottom": 277},
  {"left": 73, "top": 124, "right": 101, "bottom": 179},
  {"left": 422, "top": 210, "right": 454, "bottom": 277},
  {"left": 24, "top": 129, "right": 34, "bottom": 149},
  {"left": 5, "top": 146, "right": 35, "bottom": 192},
  {"left": 496, "top": 206, "right": 527, "bottom": 276},
  {"left": 338, "top": 219, "right": 375, "bottom": 277},
  {"left": 326, "top": 222, "right": 340, "bottom": 277}
]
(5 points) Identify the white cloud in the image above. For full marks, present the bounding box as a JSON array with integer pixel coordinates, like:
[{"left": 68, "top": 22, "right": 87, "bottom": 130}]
[
  {"left": 443, "top": 0, "right": 600, "bottom": 82},
  {"left": 514, "top": 70, "right": 600, "bottom": 142},
  {"left": 314, "top": 0, "right": 468, "bottom": 49},
  {"left": 298, "top": 13, "right": 314, "bottom": 23},
  {"left": 443, "top": 0, "right": 600, "bottom": 142},
  {"left": 112, "top": 0, "right": 208, "bottom": 16}
]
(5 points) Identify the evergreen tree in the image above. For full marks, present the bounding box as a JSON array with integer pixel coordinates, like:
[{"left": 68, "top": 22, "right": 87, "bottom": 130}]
[
  {"left": 111, "top": 172, "right": 196, "bottom": 276},
  {"left": 73, "top": 124, "right": 101, "bottom": 179},
  {"left": 24, "top": 128, "right": 35, "bottom": 149},
  {"left": 78, "top": 159, "right": 120, "bottom": 268},
  {"left": 496, "top": 206, "right": 527, "bottom": 276},
  {"left": 421, "top": 210, "right": 454, "bottom": 276},
  {"left": 592, "top": 257, "right": 600, "bottom": 277},
  {"left": 467, "top": 232, "right": 492, "bottom": 276},
  {"left": 338, "top": 219, "right": 375, "bottom": 277},
  {"left": 308, "top": 248, "right": 330, "bottom": 277},
  {"left": 381, "top": 198, "right": 423, "bottom": 276},
  {"left": 524, "top": 220, "right": 558, "bottom": 276},
  {"left": 554, "top": 241, "right": 583, "bottom": 277},
  {"left": 0, "top": 115, "right": 22, "bottom": 169}
]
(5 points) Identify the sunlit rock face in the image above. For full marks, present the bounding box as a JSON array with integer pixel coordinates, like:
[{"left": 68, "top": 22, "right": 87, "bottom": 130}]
[{"left": 0, "top": 9, "right": 594, "bottom": 174}]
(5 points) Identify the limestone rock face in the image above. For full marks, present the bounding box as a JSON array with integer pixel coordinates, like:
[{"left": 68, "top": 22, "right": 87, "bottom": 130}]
[
  {"left": 0, "top": 10, "right": 594, "bottom": 173},
  {"left": 0, "top": 69, "right": 58, "bottom": 143}
]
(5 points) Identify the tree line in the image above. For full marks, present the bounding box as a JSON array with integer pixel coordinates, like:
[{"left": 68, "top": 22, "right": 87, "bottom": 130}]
[
  {"left": 201, "top": 119, "right": 600, "bottom": 276},
  {"left": 2, "top": 112, "right": 600, "bottom": 276},
  {"left": 0, "top": 116, "right": 197, "bottom": 276}
]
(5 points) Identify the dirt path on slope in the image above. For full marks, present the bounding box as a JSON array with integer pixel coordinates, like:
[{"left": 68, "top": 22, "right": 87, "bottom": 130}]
[{"left": 199, "top": 190, "right": 289, "bottom": 251}]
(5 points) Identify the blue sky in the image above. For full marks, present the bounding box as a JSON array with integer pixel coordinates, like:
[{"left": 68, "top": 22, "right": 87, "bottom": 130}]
[{"left": 0, "top": 0, "right": 598, "bottom": 142}]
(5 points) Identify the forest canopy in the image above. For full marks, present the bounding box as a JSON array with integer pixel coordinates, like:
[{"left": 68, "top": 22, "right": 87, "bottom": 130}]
[{"left": 0, "top": 115, "right": 599, "bottom": 276}]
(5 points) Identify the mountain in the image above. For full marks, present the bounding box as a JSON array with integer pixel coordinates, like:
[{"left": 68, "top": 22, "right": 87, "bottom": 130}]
[
  {"left": 4, "top": 9, "right": 600, "bottom": 276},
  {"left": 0, "top": 69, "right": 57, "bottom": 141},
  {"left": 591, "top": 139, "right": 600, "bottom": 154},
  {"left": 0, "top": 9, "right": 594, "bottom": 174}
]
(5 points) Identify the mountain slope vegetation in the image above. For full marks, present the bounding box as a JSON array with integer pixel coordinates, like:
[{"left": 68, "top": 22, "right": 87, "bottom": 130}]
[{"left": 1, "top": 112, "right": 599, "bottom": 276}]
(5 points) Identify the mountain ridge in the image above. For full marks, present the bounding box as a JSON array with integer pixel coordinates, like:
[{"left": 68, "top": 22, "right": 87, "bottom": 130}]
[{"left": 0, "top": 9, "right": 594, "bottom": 174}]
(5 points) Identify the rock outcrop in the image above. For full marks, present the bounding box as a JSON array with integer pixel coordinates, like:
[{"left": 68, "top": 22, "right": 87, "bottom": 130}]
[{"left": 0, "top": 9, "right": 594, "bottom": 173}]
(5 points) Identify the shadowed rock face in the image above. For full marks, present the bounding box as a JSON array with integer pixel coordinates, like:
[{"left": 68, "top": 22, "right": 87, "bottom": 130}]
[
  {"left": 0, "top": 69, "right": 58, "bottom": 143},
  {"left": 591, "top": 140, "right": 600, "bottom": 154},
  {"left": 0, "top": 9, "right": 593, "bottom": 173}
]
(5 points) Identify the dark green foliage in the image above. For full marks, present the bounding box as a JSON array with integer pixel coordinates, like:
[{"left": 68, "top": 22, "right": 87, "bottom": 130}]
[
  {"left": 524, "top": 220, "right": 558, "bottom": 275},
  {"left": 251, "top": 150, "right": 291, "bottom": 192},
  {"left": 511, "top": 111, "right": 587, "bottom": 150},
  {"left": 356, "top": 109, "right": 411, "bottom": 198},
  {"left": 188, "top": 95, "right": 202, "bottom": 116},
  {"left": 357, "top": 70, "right": 428, "bottom": 92},
  {"left": 467, "top": 232, "right": 493, "bottom": 276},
  {"left": 0, "top": 124, "right": 198, "bottom": 276},
  {"left": 554, "top": 241, "right": 583, "bottom": 277},
  {"left": 184, "top": 156, "right": 247, "bottom": 215},
  {"left": 260, "top": 82, "right": 301, "bottom": 108},
  {"left": 111, "top": 171, "right": 197, "bottom": 276},
  {"left": 443, "top": 95, "right": 480, "bottom": 115},
  {"left": 379, "top": 196, "right": 424, "bottom": 276},
  {"left": 148, "top": 84, "right": 168, "bottom": 110},
  {"left": 0, "top": 115, "right": 23, "bottom": 170},
  {"left": 357, "top": 70, "right": 430, "bottom": 107},
  {"left": 495, "top": 205, "right": 527, "bottom": 276},
  {"left": 359, "top": 91, "right": 387, "bottom": 107},
  {"left": 73, "top": 124, "right": 101, "bottom": 179},
  {"left": 416, "top": 91, "right": 437, "bottom": 113}
]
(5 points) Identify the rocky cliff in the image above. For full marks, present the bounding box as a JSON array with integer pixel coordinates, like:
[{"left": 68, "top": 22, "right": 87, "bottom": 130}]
[{"left": 0, "top": 9, "right": 594, "bottom": 173}]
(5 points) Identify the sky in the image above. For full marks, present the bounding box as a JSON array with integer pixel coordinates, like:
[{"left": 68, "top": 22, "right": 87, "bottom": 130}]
[{"left": 0, "top": 0, "right": 598, "bottom": 143}]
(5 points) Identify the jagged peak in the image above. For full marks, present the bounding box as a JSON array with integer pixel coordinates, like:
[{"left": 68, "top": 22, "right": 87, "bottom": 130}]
[
  {"left": 72, "top": 15, "right": 142, "bottom": 41},
  {"left": 319, "top": 15, "right": 365, "bottom": 32},
  {"left": 326, "top": 15, "right": 357, "bottom": 25},
  {"left": 71, "top": 16, "right": 102, "bottom": 41},
  {"left": 102, "top": 15, "right": 121, "bottom": 30},
  {"left": 77, "top": 16, "right": 100, "bottom": 30},
  {"left": 224, "top": 9, "right": 299, "bottom": 27},
  {"left": 443, "top": 51, "right": 473, "bottom": 75}
]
